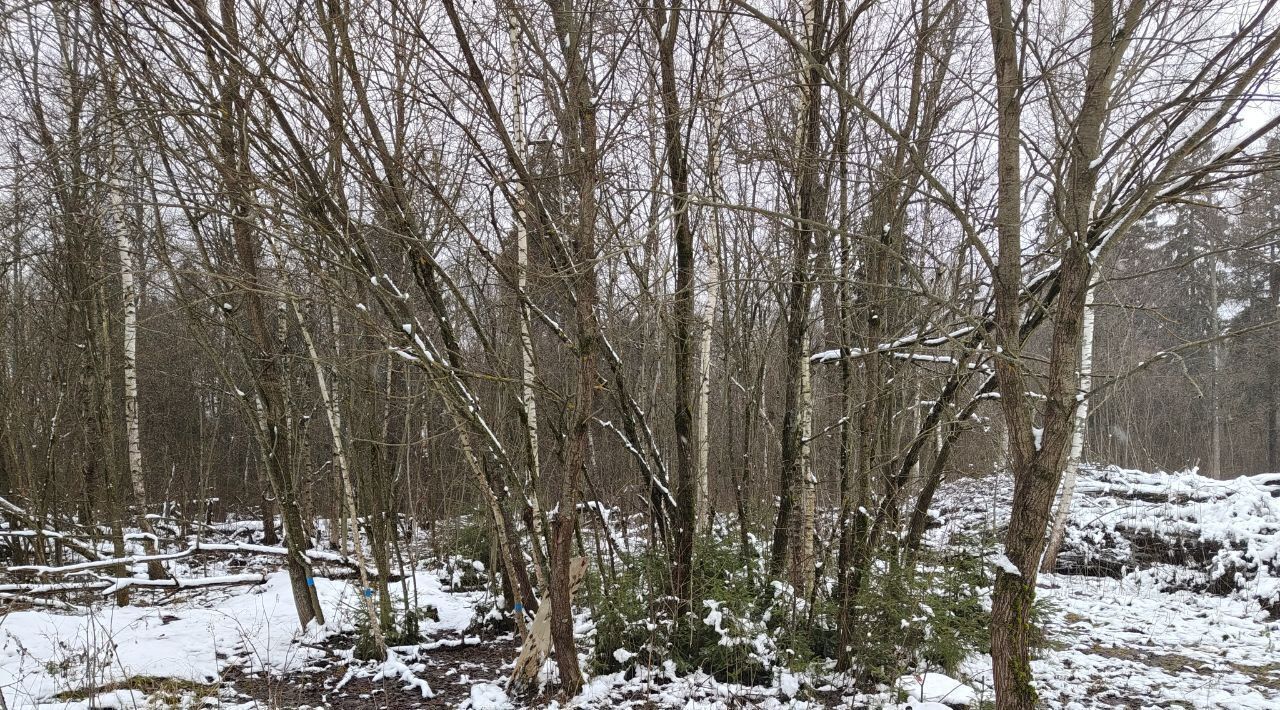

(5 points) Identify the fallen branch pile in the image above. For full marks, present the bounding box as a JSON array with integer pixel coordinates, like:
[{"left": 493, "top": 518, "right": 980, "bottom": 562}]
[{"left": 1, "top": 495, "right": 391, "bottom": 606}]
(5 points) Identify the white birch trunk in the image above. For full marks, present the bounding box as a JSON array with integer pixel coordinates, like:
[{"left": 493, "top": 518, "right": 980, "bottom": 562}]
[
  {"left": 909, "top": 374, "right": 923, "bottom": 480},
  {"left": 1041, "top": 281, "right": 1096, "bottom": 572},
  {"left": 510, "top": 14, "right": 549, "bottom": 593},
  {"left": 693, "top": 262, "right": 719, "bottom": 533},
  {"left": 113, "top": 191, "right": 165, "bottom": 580},
  {"left": 117, "top": 203, "right": 144, "bottom": 515},
  {"left": 796, "top": 351, "right": 816, "bottom": 595},
  {"left": 797, "top": 0, "right": 819, "bottom": 595},
  {"left": 781, "top": 0, "right": 819, "bottom": 594},
  {"left": 693, "top": 33, "right": 726, "bottom": 533}
]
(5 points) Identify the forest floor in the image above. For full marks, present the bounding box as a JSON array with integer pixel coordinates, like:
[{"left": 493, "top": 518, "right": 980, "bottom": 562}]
[{"left": 1, "top": 465, "right": 1277, "bottom": 709}]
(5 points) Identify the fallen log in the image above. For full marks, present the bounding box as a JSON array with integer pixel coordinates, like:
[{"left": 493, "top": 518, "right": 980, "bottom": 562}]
[
  {"left": 7, "top": 540, "right": 383, "bottom": 579},
  {"left": 0, "top": 573, "right": 266, "bottom": 598},
  {"left": 0, "top": 581, "right": 111, "bottom": 594},
  {"left": 99, "top": 573, "right": 266, "bottom": 596},
  {"left": 0, "top": 592, "right": 87, "bottom": 612},
  {"left": 10, "top": 545, "right": 208, "bottom": 576},
  {"left": 194, "top": 542, "right": 385, "bottom": 577}
]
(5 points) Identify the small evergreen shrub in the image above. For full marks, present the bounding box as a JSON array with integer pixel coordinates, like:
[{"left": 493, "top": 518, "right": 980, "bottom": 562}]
[
  {"left": 450, "top": 514, "right": 492, "bottom": 563},
  {"left": 590, "top": 526, "right": 1050, "bottom": 692},
  {"left": 385, "top": 605, "right": 435, "bottom": 646},
  {"left": 592, "top": 534, "right": 806, "bottom": 684},
  {"left": 354, "top": 600, "right": 437, "bottom": 658},
  {"left": 844, "top": 536, "right": 994, "bottom": 686},
  {"left": 353, "top": 610, "right": 387, "bottom": 661}
]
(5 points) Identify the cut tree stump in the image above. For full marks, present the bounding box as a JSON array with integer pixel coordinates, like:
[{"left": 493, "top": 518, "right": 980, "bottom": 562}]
[{"left": 508, "top": 556, "right": 587, "bottom": 695}]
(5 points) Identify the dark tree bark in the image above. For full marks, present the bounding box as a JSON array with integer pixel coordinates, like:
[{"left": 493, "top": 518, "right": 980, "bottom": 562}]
[{"left": 652, "top": 0, "right": 698, "bottom": 608}]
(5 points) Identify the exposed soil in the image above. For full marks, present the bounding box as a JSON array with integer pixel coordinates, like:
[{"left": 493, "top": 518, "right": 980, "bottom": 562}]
[{"left": 220, "top": 633, "right": 522, "bottom": 709}]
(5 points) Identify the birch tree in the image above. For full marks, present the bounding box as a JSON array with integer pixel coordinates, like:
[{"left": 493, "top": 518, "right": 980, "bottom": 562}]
[{"left": 1040, "top": 280, "right": 1096, "bottom": 573}]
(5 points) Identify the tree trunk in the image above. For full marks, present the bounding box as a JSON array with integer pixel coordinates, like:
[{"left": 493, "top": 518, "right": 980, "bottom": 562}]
[
  {"left": 1270, "top": 256, "right": 1280, "bottom": 471},
  {"left": 653, "top": 0, "right": 699, "bottom": 608},
  {"left": 213, "top": 0, "right": 324, "bottom": 629},
  {"left": 792, "top": 353, "right": 815, "bottom": 596},
  {"left": 694, "top": 241, "right": 721, "bottom": 535},
  {"left": 261, "top": 492, "right": 279, "bottom": 545},
  {"left": 509, "top": 13, "right": 550, "bottom": 595},
  {"left": 1041, "top": 281, "right": 1096, "bottom": 573},
  {"left": 770, "top": 0, "right": 824, "bottom": 587},
  {"left": 114, "top": 196, "right": 166, "bottom": 582},
  {"left": 985, "top": 0, "right": 1138, "bottom": 704},
  {"left": 694, "top": 13, "right": 728, "bottom": 534},
  {"left": 1208, "top": 253, "right": 1223, "bottom": 479},
  {"left": 547, "top": 0, "right": 599, "bottom": 692},
  {"left": 985, "top": 0, "right": 1038, "bottom": 703},
  {"left": 509, "top": 556, "right": 587, "bottom": 693},
  {"left": 90, "top": 16, "right": 170, "bottom": 582}
]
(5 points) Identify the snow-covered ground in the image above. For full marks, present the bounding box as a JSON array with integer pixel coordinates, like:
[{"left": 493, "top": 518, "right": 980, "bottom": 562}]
[
  {"left": 930, "top": 465, "right": 1280, "bottom": 709},
  {"left": 1, "top": 465, "right": 1277, "bottom": 708},
  {"left": 1022, "top": 572, "right": 1280, "bottom": 709},
  {"left": 0, "top": 571, "right": 483, "bottom": 709}
]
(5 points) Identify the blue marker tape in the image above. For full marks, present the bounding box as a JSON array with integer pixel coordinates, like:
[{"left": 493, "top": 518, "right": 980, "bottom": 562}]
[
  {"left": 306, "top": 577, "right": 315, "bottom": 587},
  {"left": 513, "top": 602, "right": 524, "bottom": 613},
  {"left": 363, "top": 588, "right": 374, "bottom": 598}
]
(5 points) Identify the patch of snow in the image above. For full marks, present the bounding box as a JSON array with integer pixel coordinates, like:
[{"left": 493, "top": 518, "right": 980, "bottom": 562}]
[
  {"left": 991, "top": 553, "right": 1021, "bottom": 577},
  {"left": 779, "top": 669, "right": 800, "bottom": 698},
  {"left": 465, "top": 682, "right": 513, "bottom": 709},
  {"left": 897, "top": 672, "right": 977, "bottom": 706}
]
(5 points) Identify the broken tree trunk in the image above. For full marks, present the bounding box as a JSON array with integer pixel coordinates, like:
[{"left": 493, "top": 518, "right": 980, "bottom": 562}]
[{"left": 507, "top": 556, "right": 587, "bottom": 696}]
